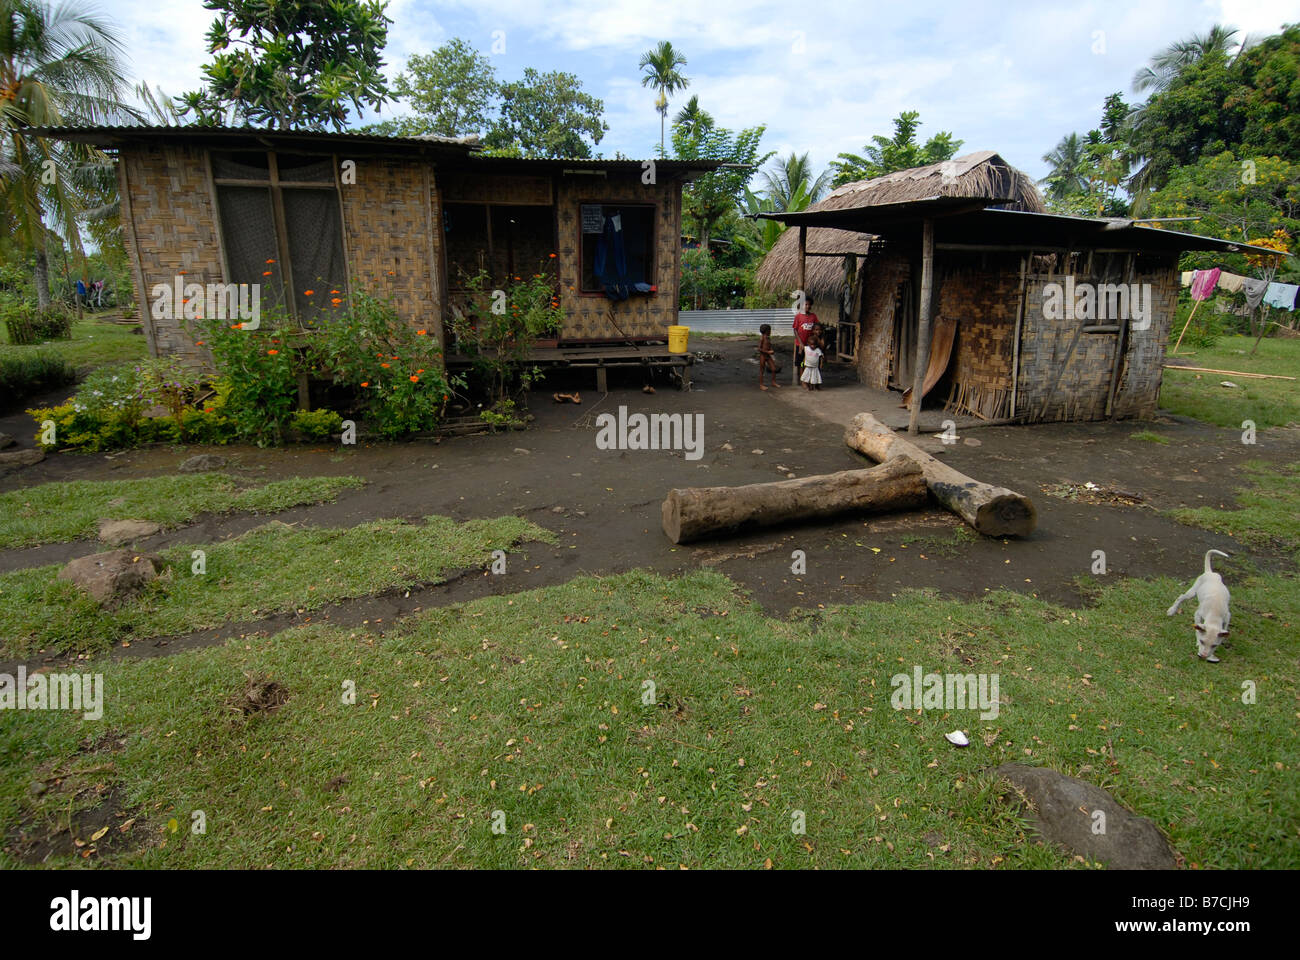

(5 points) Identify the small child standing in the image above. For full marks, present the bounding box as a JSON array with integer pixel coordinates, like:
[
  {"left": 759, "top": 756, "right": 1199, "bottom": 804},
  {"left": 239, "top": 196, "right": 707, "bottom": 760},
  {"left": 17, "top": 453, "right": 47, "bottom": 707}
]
[
  {"left": 757, "top": 323, "right": 781, "bottom": 391},
  {"left": 800, "top": 333, "right": 824, "bottom": 391}
]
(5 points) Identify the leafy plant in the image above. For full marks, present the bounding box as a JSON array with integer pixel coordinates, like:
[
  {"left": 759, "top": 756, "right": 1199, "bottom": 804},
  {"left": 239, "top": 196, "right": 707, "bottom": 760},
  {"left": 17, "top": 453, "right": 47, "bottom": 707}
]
[
  {"left": 309, "top": 291, "right": 459, "bottom": 439},
  {"left": 291, "top": 408, "right": 344, "bottom": 441},
  {"left": 197, "top": 307, "right": 300, "bottom": 445},
  {"left": 447, "top": 267, "right": 560, "bottom": 402},
  {"left": 0, "top": 351, "right": 75, "bottom": 411}
]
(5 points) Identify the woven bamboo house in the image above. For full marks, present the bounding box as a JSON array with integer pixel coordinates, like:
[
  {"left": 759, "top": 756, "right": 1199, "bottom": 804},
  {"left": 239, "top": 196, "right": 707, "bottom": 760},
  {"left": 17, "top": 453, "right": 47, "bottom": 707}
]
[
  {"left": 755, "top": 152, "right": 1280, "bottom": 428},
  {"left": 34, "top": 126, "right": 720, "bottom": 365}
]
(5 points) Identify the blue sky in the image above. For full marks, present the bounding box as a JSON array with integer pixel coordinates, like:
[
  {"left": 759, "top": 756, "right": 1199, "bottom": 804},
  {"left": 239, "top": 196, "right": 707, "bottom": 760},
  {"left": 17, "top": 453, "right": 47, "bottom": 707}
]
[{"left": 115, "top": 0, "right": 1299, "bottom": 184}]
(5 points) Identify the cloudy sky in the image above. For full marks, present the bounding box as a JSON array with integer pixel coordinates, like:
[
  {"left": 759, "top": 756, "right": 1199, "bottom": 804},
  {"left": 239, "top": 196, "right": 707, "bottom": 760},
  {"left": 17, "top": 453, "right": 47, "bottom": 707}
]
[{"left": 113, "top": 0, "right": 1298, "bottom": 183}]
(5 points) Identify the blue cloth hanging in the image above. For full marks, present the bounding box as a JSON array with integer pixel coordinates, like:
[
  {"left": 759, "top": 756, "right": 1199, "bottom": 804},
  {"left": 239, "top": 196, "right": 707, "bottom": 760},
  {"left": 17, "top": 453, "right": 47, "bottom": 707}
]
[{"left": 594, "top": 212, "right": 630, "bottom": 301}]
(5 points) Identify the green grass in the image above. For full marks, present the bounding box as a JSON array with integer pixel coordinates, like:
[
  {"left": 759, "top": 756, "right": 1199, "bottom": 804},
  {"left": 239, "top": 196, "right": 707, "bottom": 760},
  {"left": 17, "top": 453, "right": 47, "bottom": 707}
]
[
  {"left": 1161, "top": 335, "right": 1300, "bottom": 428},
  {"left": 0, "top": 514, "right": 554, "bottom": 660},
  {"left": 0, "top": 316, "right": 147, "bottom": 373},
  {"left": 1130, "top": 430, "right": 1171, "bottom": 445},
  {"left": 0, "top": 473, "right": 366, "bottom": 550},
  {"left": 1172, "top": 460, "right": 1300, "bottom": 558},
  {"left": 0, "top": 563, "right": 1294, "bottom": 869}
]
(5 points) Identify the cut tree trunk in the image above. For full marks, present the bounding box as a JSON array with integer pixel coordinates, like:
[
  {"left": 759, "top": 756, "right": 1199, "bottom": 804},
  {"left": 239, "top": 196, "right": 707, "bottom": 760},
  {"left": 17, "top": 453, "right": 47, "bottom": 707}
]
[
  {"left": 662, "top": 456, "right": 927, "bottom": 545},
  {"left": 844, "top": 412, "right": 1037, "bottom": 537}
]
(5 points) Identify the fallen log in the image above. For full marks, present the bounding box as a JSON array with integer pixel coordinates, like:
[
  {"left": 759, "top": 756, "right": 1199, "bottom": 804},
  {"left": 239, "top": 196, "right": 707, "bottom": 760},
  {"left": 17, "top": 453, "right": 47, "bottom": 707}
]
[
  {"left": 662, "top": 456, "right": 927, "bottom": 545},
  {"left": 843, "top": 412, "right": 1037, "bottom": 537}
]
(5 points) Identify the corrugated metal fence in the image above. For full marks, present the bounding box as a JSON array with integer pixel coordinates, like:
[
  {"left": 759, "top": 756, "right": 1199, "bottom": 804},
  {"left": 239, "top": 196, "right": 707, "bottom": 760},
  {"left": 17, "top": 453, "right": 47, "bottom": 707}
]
[{"left": 677, "top": 308, "right": 792, "bottom": 334}]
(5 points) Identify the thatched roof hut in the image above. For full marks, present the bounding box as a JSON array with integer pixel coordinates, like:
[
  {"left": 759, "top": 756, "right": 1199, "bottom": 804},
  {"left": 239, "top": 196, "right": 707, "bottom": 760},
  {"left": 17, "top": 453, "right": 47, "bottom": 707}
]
[{"left": 755, "top": 151, "right": 1045, "bottom": 302}]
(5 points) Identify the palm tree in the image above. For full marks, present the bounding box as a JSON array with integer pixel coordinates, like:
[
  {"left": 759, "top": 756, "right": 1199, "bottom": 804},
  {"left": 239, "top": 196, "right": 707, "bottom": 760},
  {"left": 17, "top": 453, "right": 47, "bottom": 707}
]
[
  {"left": 1038, "top": 133, "right": 1090, "bottom": 203},
  {"left": 1132, "top": 25, "right": 1240, "bottom": 94},
  {"left": 639, "top": 41, "right": 688, "bottom": 157},
  {"left": 760, "top": 152, "right": 831, "bottom": 210},
  {"left": 0, "top": 0, "right": 133, "bottom": 306},
  {"left": 672, "top": 94, "right": 711, "bottom": 141}
]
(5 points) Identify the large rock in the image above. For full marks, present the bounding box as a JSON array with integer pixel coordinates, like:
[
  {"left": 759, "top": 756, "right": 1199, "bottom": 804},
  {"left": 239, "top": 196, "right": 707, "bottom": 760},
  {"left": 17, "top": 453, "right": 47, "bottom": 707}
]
[
  {"left": 96, "top": 518, "right": 163, "bottom": 545},
  {"left": 0, "top": 432, "right": 16, "bottom": 449},
  {"left": 57, "top": 549, "right": 163, "bottom": 605},
  {"left": 0, "top": 447, "right": 45, "bottom": 473},
  {"left": 178, "top": 453, "right": 228, "bottom": 474},
  {"left": 994, "top": 763, "right": 1177, "bottom": 869}
]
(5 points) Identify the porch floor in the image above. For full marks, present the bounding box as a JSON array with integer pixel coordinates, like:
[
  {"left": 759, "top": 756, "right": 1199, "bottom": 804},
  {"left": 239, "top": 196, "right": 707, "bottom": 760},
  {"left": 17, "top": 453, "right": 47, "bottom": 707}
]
[{"left": 446, "top": 344, "right": 694, "bottom": 391}]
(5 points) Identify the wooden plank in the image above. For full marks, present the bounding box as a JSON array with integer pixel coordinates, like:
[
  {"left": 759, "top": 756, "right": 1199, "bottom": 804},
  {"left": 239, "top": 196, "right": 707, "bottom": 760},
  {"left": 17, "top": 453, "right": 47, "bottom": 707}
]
[{"left": 907, "top": 218, "right": 935, "bottom": 435}]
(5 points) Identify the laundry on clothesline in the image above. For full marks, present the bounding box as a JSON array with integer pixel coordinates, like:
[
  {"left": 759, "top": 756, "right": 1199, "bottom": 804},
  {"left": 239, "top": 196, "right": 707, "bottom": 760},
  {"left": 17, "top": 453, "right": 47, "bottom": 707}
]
[
  {"left": 1189, "top": 268, "right": 1222, "bottom": 301},
  {"left": 1263, "top": 282, "right": 1298, "bottom": 311}
]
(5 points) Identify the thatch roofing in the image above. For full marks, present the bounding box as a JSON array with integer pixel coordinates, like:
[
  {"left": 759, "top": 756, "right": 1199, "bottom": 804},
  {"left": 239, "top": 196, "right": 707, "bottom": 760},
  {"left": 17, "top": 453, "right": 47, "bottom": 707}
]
[{"left": 755, "top": 151, "right": 1045, "bottom": 299}]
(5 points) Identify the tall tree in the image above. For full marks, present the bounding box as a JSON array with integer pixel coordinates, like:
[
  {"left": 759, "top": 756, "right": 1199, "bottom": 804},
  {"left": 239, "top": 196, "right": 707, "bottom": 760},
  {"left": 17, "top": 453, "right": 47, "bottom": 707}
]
[
  {"left": 176, "top": 0, "right": 393, "bottom": 130},
  {"left": 483, "top": 68, "right": 607, "bottom": 158},
  {"left": 759, "top": 151, "right": 831, "bottom": 210},
  {"left": 1038, "top": 132, "right": 1090, "bottom": 202},
  {"left": 639, "top": 41, "right": 689, "bottom": 157},
  {"left": 367, "top": 38, "right": 497, "bottom": 138},
  {"left": 830, "top": 111, "right": 963, "bottom": 186},
  {"left": 1132, "top": 24, "right": 1241, "bottom": 95},
  {"left": 0, "top": 0, "right": 132, "bottom": 306},
  {"left": 673, "top": 94, "right": 711, "bottom": 140},
  {"left": 672, "top": 112, "right": 770, "bottom": 248}
]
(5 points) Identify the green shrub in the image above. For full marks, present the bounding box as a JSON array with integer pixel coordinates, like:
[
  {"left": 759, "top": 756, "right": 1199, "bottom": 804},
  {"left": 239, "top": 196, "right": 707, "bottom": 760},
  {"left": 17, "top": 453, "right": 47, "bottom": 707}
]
[
  {"left": 2, "top": 301, "right": 74, "bottom": 344},
  {"left": 195, "top": 308, "right": 300, "bottom": 446},
  {"left": 309, "top": 292, "right": 460, "bottom": 438},
  {"left": 0, "top": 351, "right": 76, "bottom": 411},
  {"left": 290, "top": 408, "right": 344, "bottom": 441},
  {"left": 447, "top": 268, "right": 559, "bottom": 402}
]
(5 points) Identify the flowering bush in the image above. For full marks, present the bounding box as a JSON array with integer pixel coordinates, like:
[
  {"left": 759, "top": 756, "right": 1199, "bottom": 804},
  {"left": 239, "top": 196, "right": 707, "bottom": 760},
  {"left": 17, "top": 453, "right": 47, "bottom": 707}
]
[
  {"left": 447, "top": 265, "right": 561, "bottom": 402},
  {"left": 196, "top": 307, "right": 301, "bottom": 446},
  {"left": 310, "top": 292, "right": 460, "bottom": 439}
]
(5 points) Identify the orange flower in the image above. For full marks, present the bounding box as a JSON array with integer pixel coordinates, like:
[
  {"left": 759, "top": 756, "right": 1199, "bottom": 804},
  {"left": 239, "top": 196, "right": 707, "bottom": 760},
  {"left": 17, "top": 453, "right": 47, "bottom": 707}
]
[
  {"left": 178, "top": 270, "right": 187, "bottom": 275},
  {"left": 196, "top": 341, "right": 205, "bottom": 346},
  {"left": 265, "top": 259, "right": 276, "bottom": 264},
  {"left": 230, "top": 324, "right": 241, "bottom": 330},
  {"left": 360, "top": 381, "right": 369, "bottom": 387},
  {"left": 331, "top": 298, "right": 342, "bottom": 305},
  {"left": 548, "top": 253, "right": 556, "bottom": 259},
  {"left": 417, "top": 368, "right": 425, "bottom": 374},
  {"left": 267, "top": 349, "right": 279, "bottom": 355},
  {"left": 416, "top": 329, "right": 427, "bottom": 335},
  {"left": 262, "top": 271, "right": 272, "bottom": 276},
  {"left": 181, "top": 298, "right": 190, "bottom": 304},
  {"left": 381, "top": 363, "right": 390, "bottom": 368},
  {"left": 204, "top": 407, "right": 215, "bottom": 413},
  {"left": 409, "top": 375, "right": 419, "bottom": 382},
  {"left": 330, "top": 289, "right": 340, "bottom": 294},
  {"left": 304, "top": 289, "right": 314, "bottom": 296}
]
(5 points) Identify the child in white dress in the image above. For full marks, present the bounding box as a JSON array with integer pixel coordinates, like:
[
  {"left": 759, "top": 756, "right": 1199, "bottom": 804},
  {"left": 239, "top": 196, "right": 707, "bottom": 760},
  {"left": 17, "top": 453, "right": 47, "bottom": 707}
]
[{"left": 800, "top": 337, "right": 823, "bottom": 390}]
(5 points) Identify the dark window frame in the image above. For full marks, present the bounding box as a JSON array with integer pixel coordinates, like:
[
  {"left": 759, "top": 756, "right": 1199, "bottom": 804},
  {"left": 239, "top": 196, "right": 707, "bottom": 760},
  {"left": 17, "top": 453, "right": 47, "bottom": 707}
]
[
  {"left": 209, "top": 149, "right": 348, "bottom": 323},
  {"left": 577, "top": 201, "right": 658, "bottom": 297}
]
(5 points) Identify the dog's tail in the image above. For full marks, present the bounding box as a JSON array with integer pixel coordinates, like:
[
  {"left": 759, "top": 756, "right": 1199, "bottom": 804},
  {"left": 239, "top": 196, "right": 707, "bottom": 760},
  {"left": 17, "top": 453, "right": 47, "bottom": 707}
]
[{"left": 1204, "top": 548, "right": 1230, "bottom": 574}]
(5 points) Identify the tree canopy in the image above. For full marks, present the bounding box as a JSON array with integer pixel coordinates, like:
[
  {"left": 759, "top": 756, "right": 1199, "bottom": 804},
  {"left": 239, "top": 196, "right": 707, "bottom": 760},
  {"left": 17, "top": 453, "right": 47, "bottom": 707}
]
[
  {"left": 176, "top": 0, "right": 393, "bottom": 130},
  {"left": 830, "top": 111, "right": 963, "bottom": 186}
]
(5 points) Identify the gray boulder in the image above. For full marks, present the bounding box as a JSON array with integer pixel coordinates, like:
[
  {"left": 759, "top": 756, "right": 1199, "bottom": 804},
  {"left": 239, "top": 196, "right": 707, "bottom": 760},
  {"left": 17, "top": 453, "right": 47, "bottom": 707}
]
[
  {"left": 0, "top": 447, "right": 45, "bottom": 472},
  {"left": 57, "top": 549, "right": 164, "bottom": 605},
  {"left": 96, "top": 518, "right": 163, "bottom": 545},
  {"left": 178, "top": 453, "right": 227, "bottom": 473},
  {"left": 0, "top": 432, "right": 16, "bottom": 449},
  {"left": 994, "top": 763, "right": 1177, "bottom": 869}
]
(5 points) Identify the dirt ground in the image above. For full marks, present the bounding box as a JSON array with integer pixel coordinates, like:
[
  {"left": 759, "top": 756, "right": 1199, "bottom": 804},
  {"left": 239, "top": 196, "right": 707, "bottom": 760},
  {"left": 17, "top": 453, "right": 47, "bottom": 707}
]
[{"left": 3, "top": 336, "right": 1297, "bottom": 668}]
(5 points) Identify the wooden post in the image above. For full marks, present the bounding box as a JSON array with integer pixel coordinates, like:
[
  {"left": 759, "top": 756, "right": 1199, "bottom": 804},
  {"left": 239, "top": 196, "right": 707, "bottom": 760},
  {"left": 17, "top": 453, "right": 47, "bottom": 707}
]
[
  {"left": 907, "top": 219, "right": 935, "bottom": 435},
  {"left": 795, "top": 225, "right": 807, "bottom": 386}
]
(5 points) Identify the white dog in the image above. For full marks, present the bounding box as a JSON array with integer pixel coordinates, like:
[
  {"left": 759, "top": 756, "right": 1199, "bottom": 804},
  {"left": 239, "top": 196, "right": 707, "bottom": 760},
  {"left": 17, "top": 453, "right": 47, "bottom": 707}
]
[{"left": 1167, "top": 549, "right": 1232, "bottom": 662}]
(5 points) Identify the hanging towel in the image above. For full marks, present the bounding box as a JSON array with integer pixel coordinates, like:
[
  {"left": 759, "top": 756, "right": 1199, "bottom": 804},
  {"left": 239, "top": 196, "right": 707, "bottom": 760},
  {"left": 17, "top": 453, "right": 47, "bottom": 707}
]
[
  {"left": 1242, "top": 278, "right": 1269, "bottom": 310},
  {"left": 1263, "top": 282, "right": 1298, "bottom": 311},
  {"left": 1180, "top": 271, "right": 1195, "bottom": 287},
  {"left": 1189, "top": 268, "right": 1221, "bottom": 301},
  {"left": 1216, "top": 272, "right": 1247, "bottom": 294}
]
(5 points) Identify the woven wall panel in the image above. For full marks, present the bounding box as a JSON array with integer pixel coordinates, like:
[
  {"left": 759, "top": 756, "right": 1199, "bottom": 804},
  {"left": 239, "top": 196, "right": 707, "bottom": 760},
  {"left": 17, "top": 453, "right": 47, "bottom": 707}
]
[
  {"left": 123, "top": 144, "right": 223, "bottom": 361},
  {"left": 554, "top": 174, "right": 680, "bottom": 340},
  {"left": 340, "top": 158, "right": 439, "bottom": 329},
  {"left": 856, "top": 252, "right": 910, "bottom": 388},
  {"left": 440, "top": 173, "right": 552, "bottom": 205}
]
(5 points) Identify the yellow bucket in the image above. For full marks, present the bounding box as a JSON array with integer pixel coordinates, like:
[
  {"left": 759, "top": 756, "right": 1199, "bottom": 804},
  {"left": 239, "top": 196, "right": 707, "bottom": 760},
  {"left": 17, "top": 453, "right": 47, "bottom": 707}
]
[{"left": 668, "top": 325, "right": 690, "bottom": 354}]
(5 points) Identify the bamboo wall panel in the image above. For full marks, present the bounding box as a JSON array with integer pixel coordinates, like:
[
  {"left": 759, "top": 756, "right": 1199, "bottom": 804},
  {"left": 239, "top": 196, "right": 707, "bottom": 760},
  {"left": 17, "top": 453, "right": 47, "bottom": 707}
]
[
  {"left": 554, "top": 174, "right": 680, "bottom": 340},
  {"left": 856, "top": 252, "right": 910, "bottom": 388},
  {"left": 122, "top": 144, "right": 223, "bottom": 361},
  {"left": 339, "top": 158, "right": 440, "bottom": 329}
]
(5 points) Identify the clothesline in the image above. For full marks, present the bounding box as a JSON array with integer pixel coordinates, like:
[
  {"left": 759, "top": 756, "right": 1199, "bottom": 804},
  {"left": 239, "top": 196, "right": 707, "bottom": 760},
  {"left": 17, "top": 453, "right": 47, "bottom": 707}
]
[{"left": 1179, "top": 269, "right": 1296, "bottom": 311}]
